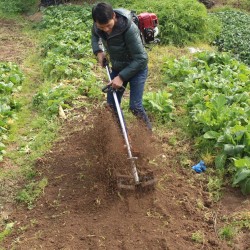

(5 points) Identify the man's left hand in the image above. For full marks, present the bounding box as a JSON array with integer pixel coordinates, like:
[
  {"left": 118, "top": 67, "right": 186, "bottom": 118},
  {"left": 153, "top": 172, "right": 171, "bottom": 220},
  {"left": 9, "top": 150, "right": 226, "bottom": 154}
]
[{"left": 110, "top": 75, "right": 123, "bottom": 89}]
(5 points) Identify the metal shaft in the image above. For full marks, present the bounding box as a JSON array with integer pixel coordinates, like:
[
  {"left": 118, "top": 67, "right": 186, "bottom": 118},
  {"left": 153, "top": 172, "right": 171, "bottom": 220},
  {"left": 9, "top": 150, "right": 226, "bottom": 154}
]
[{"left": 106, "top": 66, "right": 140, "bottom": 184}]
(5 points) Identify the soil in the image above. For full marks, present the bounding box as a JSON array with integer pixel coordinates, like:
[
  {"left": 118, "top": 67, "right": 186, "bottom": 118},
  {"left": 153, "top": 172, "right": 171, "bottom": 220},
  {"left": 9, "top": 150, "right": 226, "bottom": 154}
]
[
  {"left": 0, "top": 19, "right": 33, "bottom": 64},
  {"left": 0, "top": 12, "right": 250, "bottom": 250}
]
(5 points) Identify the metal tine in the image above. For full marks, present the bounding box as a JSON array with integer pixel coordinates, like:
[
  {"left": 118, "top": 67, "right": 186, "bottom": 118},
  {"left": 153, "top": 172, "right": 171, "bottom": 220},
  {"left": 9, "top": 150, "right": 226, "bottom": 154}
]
[{"left": 104, "top": 62, "right": 156, "bottom": 190}]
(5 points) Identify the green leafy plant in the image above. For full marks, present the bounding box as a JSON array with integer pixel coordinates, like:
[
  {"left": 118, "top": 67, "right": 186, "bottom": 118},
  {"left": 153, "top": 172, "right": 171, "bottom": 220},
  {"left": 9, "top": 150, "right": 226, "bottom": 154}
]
[
  {"left": 219, "top": 225, "right": 236, "bottom": 240},
  {"left": 0, "top": 0, "right": 37, "bottom": 14},
  {"left": 232, "top": 166, "right": 250, "bottom": 195},
  {"left": 33, "top": 83, "right": 77, "bottom": 116},
  {"left": 143, "top": 90, "right": 174, "bottom": 123},
  {"left": 213, "top": 10, "right": 250, "bottom": 65},
  {"left": 0, "top": 62, "right": 24, "bottom": 160},
  {"left": 32, "top": 5, "right": 102, "bottom": 118},
  {"left": 162, "top": 51, "right": 250, "bottom": 194}
]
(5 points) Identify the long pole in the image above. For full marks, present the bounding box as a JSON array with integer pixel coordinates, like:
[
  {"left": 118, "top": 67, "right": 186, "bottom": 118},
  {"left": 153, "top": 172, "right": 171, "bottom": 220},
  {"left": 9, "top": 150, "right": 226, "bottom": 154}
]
[{"left": 105, "top": 66, "right": 140, "bottom": 184}]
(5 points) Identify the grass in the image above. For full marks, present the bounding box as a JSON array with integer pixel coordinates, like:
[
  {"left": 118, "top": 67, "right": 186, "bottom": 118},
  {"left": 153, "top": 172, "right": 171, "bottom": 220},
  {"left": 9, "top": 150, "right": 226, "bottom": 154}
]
[
  {"left": 0, "top": 223, "right": 15, "bottom": 243},
  {"left": 16, "top": 177, "right": 48, "bottom": 209},
  {"left": 0, "top": 18, "right": 60, "bottom": 208},
  {"left": 191, "top": 230, "right": 204, "bottom": 243},
  {"left": 219, "top": 225, "right": 236, "bottom": 240},
  {"left": 3, "top": 77, "right": 59, "bottom": 173}
]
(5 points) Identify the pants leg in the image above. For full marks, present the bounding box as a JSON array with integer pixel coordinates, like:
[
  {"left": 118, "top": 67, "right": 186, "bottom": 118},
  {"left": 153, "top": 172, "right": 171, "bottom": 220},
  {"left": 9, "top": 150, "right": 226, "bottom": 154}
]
[
  {"left": 107, "top": 67, "right": 152, "bottom": 130},
  {"left": 129, "top": 67, "right": 152, "bottom": 130}
]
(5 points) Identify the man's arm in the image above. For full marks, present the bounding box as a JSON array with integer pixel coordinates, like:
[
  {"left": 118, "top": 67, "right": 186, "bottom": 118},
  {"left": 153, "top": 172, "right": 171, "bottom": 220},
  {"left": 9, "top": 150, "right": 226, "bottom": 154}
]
[
  {"left": 91, "top": 25, "right": 102, "bottom": 55},
  {"left": 91, "top": 26, "right": 106, "bottom": 66},
  {"left": 118, "top": 22, "right": 148, "bottom": 81}
]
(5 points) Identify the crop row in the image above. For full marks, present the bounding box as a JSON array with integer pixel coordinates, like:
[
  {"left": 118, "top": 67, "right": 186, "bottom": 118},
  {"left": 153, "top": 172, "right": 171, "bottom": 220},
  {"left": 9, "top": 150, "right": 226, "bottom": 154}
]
[
  {"left": 0, "top": 62, "right": 24, "bottom": 160},
  {"left": 33, "top": 5, "right": 103, "bottom": 116},
  {"left": 213, "top": 10, "right": 250, "bottom": 65},
  {"left": 163, "top": 52, "right": 250, "bottom": 194}
]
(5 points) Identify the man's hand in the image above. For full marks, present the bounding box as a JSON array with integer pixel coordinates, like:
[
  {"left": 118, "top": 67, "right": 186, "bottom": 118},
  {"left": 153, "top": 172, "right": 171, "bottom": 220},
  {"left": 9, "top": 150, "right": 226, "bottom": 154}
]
[
  {"left": 110, "top": 75, "right": 123, "bottom": 89},
  {"left": 97, "top": 52, "right": 106, "bottom": 67}
]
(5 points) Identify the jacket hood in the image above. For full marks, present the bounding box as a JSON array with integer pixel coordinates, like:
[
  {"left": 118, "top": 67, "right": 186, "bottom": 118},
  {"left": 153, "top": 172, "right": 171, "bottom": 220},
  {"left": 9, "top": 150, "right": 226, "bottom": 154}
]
[
  {"left": 114, "top": 8, "right": 132, "bottom": 27},
  {"left": 93, "top": 8, "right": 132, "bottom": 38}
]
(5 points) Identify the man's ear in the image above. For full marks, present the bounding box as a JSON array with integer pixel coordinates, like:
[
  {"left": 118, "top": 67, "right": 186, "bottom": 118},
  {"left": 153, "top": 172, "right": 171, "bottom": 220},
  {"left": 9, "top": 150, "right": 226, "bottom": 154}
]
[{"left": 112, "top": 12, "right": 116, "bottom": 20}]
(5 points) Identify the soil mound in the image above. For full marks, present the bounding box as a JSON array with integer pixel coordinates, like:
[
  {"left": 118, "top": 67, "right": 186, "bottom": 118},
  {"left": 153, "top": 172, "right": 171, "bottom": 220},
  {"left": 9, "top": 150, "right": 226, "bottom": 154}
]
[
  {"left": 85, "top": 107, "right": 158, "bottom": 191},
  {"left": 2, "top": 107, "right": 232, "bottom": 250}
]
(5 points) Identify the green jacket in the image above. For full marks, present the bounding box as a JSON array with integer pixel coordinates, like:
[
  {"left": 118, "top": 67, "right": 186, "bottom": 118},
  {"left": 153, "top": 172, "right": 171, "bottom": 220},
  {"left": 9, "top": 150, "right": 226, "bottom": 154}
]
[{"left": 91, "top": 8, "right": 148, "bottom": 81}]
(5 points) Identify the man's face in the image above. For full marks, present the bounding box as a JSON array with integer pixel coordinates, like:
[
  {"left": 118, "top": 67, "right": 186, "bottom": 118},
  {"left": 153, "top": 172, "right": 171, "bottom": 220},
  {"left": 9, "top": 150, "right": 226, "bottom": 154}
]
[{"left": 96, "top": 13, "right": 116, "bottom": 34}]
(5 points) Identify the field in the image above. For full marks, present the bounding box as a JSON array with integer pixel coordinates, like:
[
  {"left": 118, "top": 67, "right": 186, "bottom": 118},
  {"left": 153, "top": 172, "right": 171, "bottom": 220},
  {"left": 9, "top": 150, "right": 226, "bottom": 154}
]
[{"left": 0, "top": 1, "right": 250, "bottom": 249}]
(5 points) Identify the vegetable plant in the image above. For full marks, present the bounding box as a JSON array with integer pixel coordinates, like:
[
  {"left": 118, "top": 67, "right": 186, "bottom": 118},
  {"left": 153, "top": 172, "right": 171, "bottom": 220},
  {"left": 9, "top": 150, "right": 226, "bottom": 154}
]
[
  {"left": 0, "top": 62, "right": 24, "bottom": 160},
  {"left": 162, "top": 51, "right": 250, "bottom": 194},
  {"left": 143, "top": 90, "right": 174, "bottom": 123},
  {"left": 213, "top": 10, "right": 250, "bottom": 65}
]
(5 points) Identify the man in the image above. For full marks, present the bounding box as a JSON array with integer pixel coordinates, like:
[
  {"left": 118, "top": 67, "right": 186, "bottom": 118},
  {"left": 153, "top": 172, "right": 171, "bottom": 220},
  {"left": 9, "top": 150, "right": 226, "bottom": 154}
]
[{"left": 91, "top": 2, "right": 152, "bottom": 130}]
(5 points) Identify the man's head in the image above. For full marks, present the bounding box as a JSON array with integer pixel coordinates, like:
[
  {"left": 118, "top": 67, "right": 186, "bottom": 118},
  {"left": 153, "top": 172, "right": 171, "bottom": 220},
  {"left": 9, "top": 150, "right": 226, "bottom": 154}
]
[{"left": 92, "top": 2, "right": 116, "bottom": 34}]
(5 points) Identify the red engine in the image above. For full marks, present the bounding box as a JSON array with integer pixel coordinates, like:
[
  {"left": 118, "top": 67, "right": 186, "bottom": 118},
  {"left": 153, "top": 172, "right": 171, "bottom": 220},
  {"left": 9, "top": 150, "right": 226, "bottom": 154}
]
[{"left": 137, "top": 13, "right": 159, "bottom": 44}]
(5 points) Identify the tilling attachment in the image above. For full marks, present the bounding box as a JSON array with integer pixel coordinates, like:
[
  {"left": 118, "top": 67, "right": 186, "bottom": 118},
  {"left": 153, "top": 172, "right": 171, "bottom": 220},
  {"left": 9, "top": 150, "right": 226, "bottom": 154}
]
[
  {"left": 116, "top": 170, "right": 156, "bottom": 191},
  {"left": 103, "top": 64, "right": 157, "bottom": 191}
]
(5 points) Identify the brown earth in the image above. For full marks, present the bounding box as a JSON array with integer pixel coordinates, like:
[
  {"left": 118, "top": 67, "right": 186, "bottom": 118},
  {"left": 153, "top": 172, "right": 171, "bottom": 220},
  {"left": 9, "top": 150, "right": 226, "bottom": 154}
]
[
  {"left": 0, "top": 19, "right": 33, "bottom": 64},
  {"left": 0, "top": 13, "right": 250, "bottom": 250}
]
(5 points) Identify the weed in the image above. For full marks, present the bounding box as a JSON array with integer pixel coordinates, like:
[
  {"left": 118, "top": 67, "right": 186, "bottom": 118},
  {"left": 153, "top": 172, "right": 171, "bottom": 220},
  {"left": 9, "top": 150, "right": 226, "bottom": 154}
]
[
  {"left": 168, "top": 136, "right": 177, "bottom": 146},
  {"left": 231, "top": 211, "right": 250, "bottom": 229},
  {"left": 201, "top": 151, "right": 215, "bottom": 167},
  {"left": 207, "top": 175, "right": 223, "bottom": 202},
  {"left": 196, "top": 199, "right": 205, "bottom": 210},
  {"left": 146, "top": 209, "right": 164, "bottom": 219},
  {"left": 16, "top": 178, "right": 48, "bottom": 209},
  {"left": 219, "top": 225, "right": 236, "bottom": 240},
  {"left": 0, "top": 222, "right": 15, "bottom": 242},
  {"left": 191, "top": 230, "right": 204, "bottom": 243}
]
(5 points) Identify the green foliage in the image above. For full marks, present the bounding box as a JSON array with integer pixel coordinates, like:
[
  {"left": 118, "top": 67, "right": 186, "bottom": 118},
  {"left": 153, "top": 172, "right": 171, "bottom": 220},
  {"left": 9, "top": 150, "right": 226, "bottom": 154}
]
[
  {"left": 213, "top": 10, "right": 250, "bottom": 65},
  {"left": 39, "top": 5, "right": 93, "bottom": 80},
  {"left": 162, "top": 51, "right": 250, "bottom": 194},
  {"left": 219, "top": 225, "right": 236, "bottom": 240},
  {"left": 0, "top": 0, "right": 37, "bottom": 14},
  {"left": 33, "top": 83, "right": 77, "bottom": 115},
  {"left": 32, "top": 5, "right": 103, "bottom": 116},
  {"left": 42, "top": 53, "right": 95, "bottom": 81},
  {"left": 0, "top": 62, "right": 24, "bottom": 160},
  {"left": 32, "top": 76, "right": 103, "bottom": 116},
  {"left": 0, "top": 222, "right": 14, "bottom": 242},
  {"left": 109, "top": 0, "right": 221, "bottom": 46},
  {"left": 233, "top": 166, "right": 250, "bottom": 195},
  {"left": 16, "top": 178, "right": 48, "bottom": 209},
  {"left": 207, "top": 175, "right": 223, "bottom": 202},
  {"left": 143, "top": 90, "right": 174, "bottom": 123},
  {"left": 191, "top": 230, "right": 204, "bottom": 243}
]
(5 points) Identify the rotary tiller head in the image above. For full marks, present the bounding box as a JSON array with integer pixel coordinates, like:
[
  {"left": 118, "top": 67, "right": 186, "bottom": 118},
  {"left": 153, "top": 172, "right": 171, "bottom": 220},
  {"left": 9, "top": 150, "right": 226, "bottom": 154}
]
[{"left": 116, "top": 171, "right": 156, "bottom": 191}]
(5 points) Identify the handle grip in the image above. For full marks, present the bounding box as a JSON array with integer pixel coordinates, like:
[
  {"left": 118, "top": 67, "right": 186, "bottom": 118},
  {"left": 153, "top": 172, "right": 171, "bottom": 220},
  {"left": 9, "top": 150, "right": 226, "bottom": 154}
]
[
  {"left": 102, "top": 85, "right": 125, "bottom": 93},
  {"left": 102, "top": 64, "right": 125, "bottom": 93},
  {"left": 102, "top": 85, "right": 111, "bottom": 93}
]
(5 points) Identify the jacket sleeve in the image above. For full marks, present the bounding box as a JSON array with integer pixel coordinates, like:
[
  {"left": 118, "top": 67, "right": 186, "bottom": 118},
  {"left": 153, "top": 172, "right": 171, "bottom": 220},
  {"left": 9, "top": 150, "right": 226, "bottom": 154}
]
[
  {"left": 91, "top": 25, "right": 103, "bottom": 55},
  {"left": 118, "top": 23, "right": 148, "bottom": 81}
]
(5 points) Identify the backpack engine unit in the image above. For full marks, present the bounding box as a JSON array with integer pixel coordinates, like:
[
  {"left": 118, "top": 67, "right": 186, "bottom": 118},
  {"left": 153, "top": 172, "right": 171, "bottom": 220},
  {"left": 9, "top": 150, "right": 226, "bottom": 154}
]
[{"left": 132, "top": 12, "right": 159, "bottom": 44}]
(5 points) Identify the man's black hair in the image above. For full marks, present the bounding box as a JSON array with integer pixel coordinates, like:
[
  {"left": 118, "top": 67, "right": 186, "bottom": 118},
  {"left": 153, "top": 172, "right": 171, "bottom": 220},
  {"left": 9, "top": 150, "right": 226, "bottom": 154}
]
[{"left": 92, "top": 2, "right": 114, "bottom": 24}]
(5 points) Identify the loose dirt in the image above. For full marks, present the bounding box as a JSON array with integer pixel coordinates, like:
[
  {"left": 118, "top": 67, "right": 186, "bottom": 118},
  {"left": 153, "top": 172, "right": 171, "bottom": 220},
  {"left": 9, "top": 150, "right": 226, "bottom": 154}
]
[
  {"left": 0, "top": 15, "right": 250, "bottom": 250},
  {"left": 0, "top": 19, "right": 33, "bottom": 64},
  {"left": 2, "top": 106, "right": 249, "bottom": 250}
]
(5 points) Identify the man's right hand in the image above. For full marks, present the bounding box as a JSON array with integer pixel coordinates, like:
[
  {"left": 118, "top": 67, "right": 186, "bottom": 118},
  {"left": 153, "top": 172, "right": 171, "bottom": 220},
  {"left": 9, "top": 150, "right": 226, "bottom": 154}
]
[{"left": 97, "top": 52, "right": 106, "bottom": 67}]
